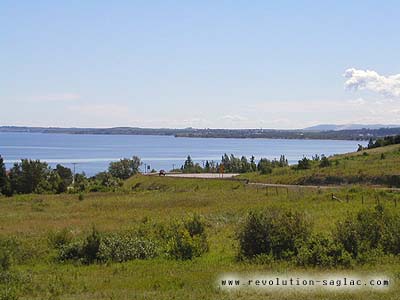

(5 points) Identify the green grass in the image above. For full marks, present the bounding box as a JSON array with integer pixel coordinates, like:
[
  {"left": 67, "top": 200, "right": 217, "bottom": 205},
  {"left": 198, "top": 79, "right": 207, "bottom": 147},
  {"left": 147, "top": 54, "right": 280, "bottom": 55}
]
[
  {"left": 1, "top": 175, "right": 400, "bottom": 299},
  {"left": 239, "top": 144, "right": 400, "bottom": 187}
]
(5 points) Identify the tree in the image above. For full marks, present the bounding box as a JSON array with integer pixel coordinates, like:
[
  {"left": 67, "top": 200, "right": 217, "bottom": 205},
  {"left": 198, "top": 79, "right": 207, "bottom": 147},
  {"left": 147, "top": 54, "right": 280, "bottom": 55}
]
[
  {"left": 278, "top": 155, "right": 289, "bottom": 167},
  {"left": 183, "top": 155, "right": 194, "bottom": 170},
  {"left": 0, "top": 156, "right": 11, "bottom": 196},
  {"left": 250, "top": 156, "right": 257, "bottom": 172},
  {"left": 367, "top": 138, "right": 375, "bottom": 149},
  {"left": 257, "top": 158, "right": 273, "bottom": 174},
  {"left": 9, "top": 159, "right": 51, "bottom": 194},
  {"left": 319, "top": 155, "right": 331, "bottom": 168},
  {"left": 204, "top": 160, "right": 210, "bottom": 172},
  {"left": 73, "top": 173, "right": 88, "bottom": 192},
  {"left": 55, "top": 164, "right": 73, "bottom": 193},
  {"left": 297, "top": 157, "right": 311, "bottom": 170},
  {"left": 312, "top": 154, "right": 320, "bottom": 161},
  {"left": 108, "top": 156, "right": 141, "bottom": 180},
  {"left": 240, "top": 156, "right": 251, "bottom": 173},
  {"left": 95, "top": 172, "right": 121, "bottom": 188},
  {"left": 182, "top": 156, "right": 203, "bottom": 173}
]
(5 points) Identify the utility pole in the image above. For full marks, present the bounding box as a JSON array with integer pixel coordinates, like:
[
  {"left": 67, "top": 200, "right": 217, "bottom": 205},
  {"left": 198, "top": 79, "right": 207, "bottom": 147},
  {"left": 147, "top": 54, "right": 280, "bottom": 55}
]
[{"left": 72, "top": 163, "right": 77, "bottom": 184}]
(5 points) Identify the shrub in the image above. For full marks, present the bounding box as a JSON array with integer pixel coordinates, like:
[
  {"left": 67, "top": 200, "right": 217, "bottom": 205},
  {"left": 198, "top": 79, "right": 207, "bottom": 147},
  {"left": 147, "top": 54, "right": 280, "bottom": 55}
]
[
  {"left": 296, "top": 234, "right": 353, "bottom": 267},
  {"left": 166, "top": 215, "right": 208, "bottom": 260},
  {"left": 0, "top": 238, "right": 23, "bottom": 267},
  {"left": 48, "top": 229, "right": 73, "bottom": 249},
  {"left": 257, "top": 159, "right": 273, "bottom": 175},
  {"left": 98, "top": 234, "right": 157, "bottom": 262},
  {"left": 334, "top": 204, "right": 400, "bottom": 258},
  {"left": 237, "top": 208, "right": 311, "bottom": 259},
  {"left": 319, "top": 155, "right": 331, "bottom": 168},
  {"left": 81, "top": 227, "right": 101, "bottom": 264},
  {"left": 58, "top": 241, "right": 82, "bottom": 262},
  {"left": 297, "top": 157, "right": 311, "bottom": 170},
  {"left": 0, "top": 249, "right": 11, "bottom": 272},
  {"left": 58, "top": 227, "right": 101, "bottom": 264},
  {"left": 58, "top": 228, "right": 159, "bottom": 264},
  {"left": 184, "top": 214, "right": 205, "bottom": 237}
]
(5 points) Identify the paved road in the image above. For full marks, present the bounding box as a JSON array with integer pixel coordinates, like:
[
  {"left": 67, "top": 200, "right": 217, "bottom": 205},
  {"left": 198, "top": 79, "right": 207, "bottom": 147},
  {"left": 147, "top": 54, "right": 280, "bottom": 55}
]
[{"left": 164, "top": 173, "right": 239, "bottom": 179}]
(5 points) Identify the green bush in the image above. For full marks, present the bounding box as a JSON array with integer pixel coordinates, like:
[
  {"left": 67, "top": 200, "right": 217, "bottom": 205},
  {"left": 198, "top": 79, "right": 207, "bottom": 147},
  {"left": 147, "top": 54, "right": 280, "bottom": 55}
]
[
  {"left": 166, "top": 215, "right": 209, "bottom": 260},
  {"left": 58, "top": 241, "right": 82, "bottom": 262},
  {"left": 58, "top": 227, "right": 101, "bottom": 264},
  {"left": 297, "top": 157, "right": 311, "bottom": 170},
  {"left": 0, "top": 238, "right": 24, "bottom": 267},
  {"left": 98, "top": 234, "right": 157, "bottom": 262},
  {"left": 48, "top": 228, "right": 73, "bottom": 249},
  {"left": 184, "top": 214, "right": 205, "bottom": 237},
  {"left": 237, "top": 208, "right": 311, "bottom": 259},
  {"left": 296, "top": 234, "right": 353, "bottom": 267},
  {"left": 334, "top": 204, "right": 400, "bottom": 258},
  {"left": 319, "top": 155, "right": 331, "bottom": 168},
  {"left": 0, "top": 250, "right": 11, "bottom": 272},
  {"left": 81, "top": 227, "right": 101, "bottom": 263},
  {"left": 58, "top": 228, "right": 158, "bottom": 263}
]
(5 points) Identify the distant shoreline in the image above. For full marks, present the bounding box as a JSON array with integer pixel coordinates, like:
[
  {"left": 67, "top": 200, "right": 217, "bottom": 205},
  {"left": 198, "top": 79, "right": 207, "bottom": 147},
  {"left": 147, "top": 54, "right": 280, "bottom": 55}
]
[{"left": 1, "top": 125, "right": 400, "bottom": 141}]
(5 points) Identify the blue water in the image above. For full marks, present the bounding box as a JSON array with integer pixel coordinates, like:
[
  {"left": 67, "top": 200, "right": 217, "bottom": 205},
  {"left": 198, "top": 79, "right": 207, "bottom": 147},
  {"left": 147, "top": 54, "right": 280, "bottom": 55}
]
[{"left": 0, "top": 132, "right": 366, "bottom": 176}]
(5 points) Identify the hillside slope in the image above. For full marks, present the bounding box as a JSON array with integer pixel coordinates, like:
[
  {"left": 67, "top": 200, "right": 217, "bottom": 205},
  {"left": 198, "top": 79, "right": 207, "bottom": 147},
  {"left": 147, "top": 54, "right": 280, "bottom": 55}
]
[{"left": 240, "top": 144, "right": 400, "bottom": 187}]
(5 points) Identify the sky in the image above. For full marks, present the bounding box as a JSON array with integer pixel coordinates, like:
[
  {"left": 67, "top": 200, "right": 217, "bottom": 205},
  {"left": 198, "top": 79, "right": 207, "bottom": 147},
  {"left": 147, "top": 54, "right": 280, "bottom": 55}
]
[{"left": 1, "top": 1, "right": 400, "bottom": 129}]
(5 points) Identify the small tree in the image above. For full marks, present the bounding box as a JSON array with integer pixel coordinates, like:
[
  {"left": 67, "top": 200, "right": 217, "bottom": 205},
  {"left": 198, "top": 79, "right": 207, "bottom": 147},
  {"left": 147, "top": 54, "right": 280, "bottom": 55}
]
[
  {"left": 278, "top": 155, "right": 289, "bottom": 167},
  {"left": 108, "top": 156, "right": 141, "bottom": 180},
  {"left": 250, "top": 156, "right": 257, "bottom": 172},
  {"left": 319, "top": 155, "right": 331, "bottom": 168},
  {"left": 297, "top": 157, "right": 311, "bottom": 170},
  {"left": 183, "top": 155, "right": 194, "bottom": 171},
  {"left": 0, "top": 156, "right": 11, "bottom": 196},
  {"left": 55, "top": 164, "right": 73, "bottom": 192},
  {"left": 237, "top": 208, "right": 311, "bottom": 259},
  {"left": 9, "top": 159, "right": 51, "bottom": 194},
  {"left": 257, "top": 158, "right": 273, "bottom": 174}
]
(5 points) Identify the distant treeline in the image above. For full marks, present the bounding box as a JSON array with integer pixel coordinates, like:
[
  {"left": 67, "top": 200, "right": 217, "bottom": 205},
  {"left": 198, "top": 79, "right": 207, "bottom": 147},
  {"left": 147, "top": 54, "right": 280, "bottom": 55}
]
[
  {"left": 179, "top": 154, "right": 289, "bottom": 174},
  {"left": 2, "top": 126, "right": 400, "bottom": 140},
  {"left": 0, "top": 153, "right": 295, "bottom": 196},
  {"left": 367, "top": 134, "right": 400, "bottom": 149},
  {"left": 0, "top": 156, "right": 142, "bottom": 196}
]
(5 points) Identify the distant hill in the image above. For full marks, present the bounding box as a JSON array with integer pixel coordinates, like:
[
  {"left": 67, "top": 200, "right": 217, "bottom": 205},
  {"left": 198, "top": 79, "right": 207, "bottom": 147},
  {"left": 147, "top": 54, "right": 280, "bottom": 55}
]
[
  {"left": 2, "top": 125, "right": 400, "bottom": 140},
  {"left": 304, "top": 124, "right": 400, "bottom": 131}
]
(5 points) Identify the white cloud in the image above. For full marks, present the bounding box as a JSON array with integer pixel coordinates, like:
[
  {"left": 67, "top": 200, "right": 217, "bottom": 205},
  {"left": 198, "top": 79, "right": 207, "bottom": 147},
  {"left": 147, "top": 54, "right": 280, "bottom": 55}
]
[{"left": 344, "top": 68, "right": 400, "bottom": 98}]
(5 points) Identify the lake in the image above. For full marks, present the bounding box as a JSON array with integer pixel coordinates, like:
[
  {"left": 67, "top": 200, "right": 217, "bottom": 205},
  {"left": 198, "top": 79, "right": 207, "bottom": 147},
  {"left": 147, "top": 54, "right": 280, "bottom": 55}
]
[{"left": 0, "top": 132, "right": 366, "bottom": 176}]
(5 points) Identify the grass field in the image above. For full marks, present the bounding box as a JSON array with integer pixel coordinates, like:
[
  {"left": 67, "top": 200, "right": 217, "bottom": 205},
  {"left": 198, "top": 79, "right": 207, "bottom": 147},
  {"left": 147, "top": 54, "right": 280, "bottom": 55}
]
[
  {"left": 1, "top": 170, "right": 400, "bottom": 299},
  {"left": 239, "top": 144, "right": 400, "bottom": 187}
]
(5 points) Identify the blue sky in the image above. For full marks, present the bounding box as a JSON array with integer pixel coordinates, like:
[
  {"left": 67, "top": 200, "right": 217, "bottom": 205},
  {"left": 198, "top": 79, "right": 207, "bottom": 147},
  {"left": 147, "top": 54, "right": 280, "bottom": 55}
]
[{"left": 1, "top": 1, "right": 400, "bottom": 128}]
